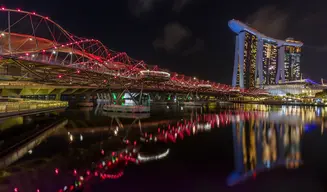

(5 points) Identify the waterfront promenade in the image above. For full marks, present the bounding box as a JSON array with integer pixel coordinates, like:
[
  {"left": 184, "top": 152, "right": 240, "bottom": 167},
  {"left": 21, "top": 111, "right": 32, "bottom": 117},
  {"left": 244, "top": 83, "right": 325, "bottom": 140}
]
[
  {"left": 230, "top": 100, "right": 326, "bottom": 107},
  {"left": 0, "top": 98, "right": 68, "bottom": 118}
]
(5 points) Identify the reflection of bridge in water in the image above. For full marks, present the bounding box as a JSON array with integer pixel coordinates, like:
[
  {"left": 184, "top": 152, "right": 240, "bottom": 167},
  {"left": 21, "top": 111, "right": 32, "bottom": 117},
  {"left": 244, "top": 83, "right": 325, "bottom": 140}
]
[
  {"left": 66, "top": 107, "right": 327, "bottom": 136},
  {"left": 69, "top": 110, "right": 315, "bottom": 189},
  {"left": 3, "top": 105, "right": 326, "bottom": 191}
]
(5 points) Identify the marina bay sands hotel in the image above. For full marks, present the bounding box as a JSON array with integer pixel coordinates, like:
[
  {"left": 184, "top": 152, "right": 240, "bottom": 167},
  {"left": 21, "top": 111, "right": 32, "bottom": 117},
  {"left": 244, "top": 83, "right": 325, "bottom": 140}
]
[{"left": 229, "top": 20, "right": 303, "bottom": 89}]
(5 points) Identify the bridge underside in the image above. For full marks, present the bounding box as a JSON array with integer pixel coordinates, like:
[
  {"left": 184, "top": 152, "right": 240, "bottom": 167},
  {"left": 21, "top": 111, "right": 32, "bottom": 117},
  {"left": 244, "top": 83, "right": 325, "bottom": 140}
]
[
  {"left": 0, "top": 58, "right": 242, "bottom": 99},
  {"left": 0, "top": 81, "right": 232, "bottom": 102}
]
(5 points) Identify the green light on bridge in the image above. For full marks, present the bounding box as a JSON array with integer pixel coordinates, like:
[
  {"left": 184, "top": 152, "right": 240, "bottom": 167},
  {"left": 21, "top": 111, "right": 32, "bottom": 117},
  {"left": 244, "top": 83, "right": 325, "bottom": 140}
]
[{"left": 112, "top": 93, "right": 117, "bottom": 100}]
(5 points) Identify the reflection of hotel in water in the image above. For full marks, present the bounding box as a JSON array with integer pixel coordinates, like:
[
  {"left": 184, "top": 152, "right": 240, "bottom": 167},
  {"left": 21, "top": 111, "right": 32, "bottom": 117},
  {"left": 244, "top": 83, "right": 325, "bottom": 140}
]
[{"left": 228, "top": 118, "right": 302, "bottom": 186}]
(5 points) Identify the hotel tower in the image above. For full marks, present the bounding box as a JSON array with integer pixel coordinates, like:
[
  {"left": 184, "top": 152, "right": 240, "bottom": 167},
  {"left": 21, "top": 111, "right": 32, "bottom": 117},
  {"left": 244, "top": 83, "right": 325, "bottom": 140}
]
[{"left": 229, "top": 20, "right": 303, "bottom": 89}]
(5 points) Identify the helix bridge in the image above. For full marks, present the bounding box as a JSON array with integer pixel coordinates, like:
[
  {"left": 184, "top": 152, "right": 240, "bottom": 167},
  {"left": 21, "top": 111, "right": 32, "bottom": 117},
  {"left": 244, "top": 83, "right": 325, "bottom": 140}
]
[{"left": 0, "top": 7, "right": 267, "bottom": 100}]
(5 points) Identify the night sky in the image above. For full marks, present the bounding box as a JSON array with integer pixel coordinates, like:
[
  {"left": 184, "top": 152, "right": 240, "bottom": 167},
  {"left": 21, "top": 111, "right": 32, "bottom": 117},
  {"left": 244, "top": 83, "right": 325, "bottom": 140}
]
[{"left": 2, "top": 0, "right": 327, "bottom": 84}]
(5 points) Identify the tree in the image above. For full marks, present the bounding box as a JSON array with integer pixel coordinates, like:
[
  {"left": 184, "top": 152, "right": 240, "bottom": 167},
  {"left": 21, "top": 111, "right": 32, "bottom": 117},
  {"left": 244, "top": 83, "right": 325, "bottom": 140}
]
[{"left": 315, "top": 91, "right": 327, "bottom": 98}]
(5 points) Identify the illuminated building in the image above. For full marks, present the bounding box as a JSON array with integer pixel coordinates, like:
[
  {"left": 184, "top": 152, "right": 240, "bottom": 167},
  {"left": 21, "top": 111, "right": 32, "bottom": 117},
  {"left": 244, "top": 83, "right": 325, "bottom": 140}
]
[
  {"left": 228, "top": 20, "right": 303, "bottom": 89},
  {"left": 264, "top": 79, "right": 326, "bottom": 96},
  {"left": 262, "top": 40, "right": 278, "bottom": 85},
  {"left": 241, "top": 32, "right": 257, "bottom": 88},
  {"left": 284, "top": 38, "right": 302, "bottom": 81}
]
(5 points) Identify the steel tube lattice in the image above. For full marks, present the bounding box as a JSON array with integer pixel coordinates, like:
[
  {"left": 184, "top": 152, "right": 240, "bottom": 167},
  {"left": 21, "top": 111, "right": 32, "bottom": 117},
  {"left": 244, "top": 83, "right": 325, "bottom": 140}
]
[{"left": 0, "top": 7, "right": 267, "bottom": 96}]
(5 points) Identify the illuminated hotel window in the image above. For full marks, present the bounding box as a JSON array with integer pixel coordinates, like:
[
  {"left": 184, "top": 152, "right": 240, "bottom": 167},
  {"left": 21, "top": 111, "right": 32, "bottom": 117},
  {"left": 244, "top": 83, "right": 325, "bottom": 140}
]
[
  {"left": 239, "top": 32, "right": 257, "bottom": 88},
  {"left": 284, "top": 45, "right": 301, "bottom": 81}
]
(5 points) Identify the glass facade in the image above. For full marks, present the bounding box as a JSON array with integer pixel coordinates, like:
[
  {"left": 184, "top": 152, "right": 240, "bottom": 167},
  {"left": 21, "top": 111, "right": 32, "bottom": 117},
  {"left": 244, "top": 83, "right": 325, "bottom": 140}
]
[
  {"left": 242, "top": 32, "right": 257, "bottom": 88},
  {"left": 262, "top": 40, "right": 278, "bottom": 85},
  {"left": 236, "top": 63, "right": 240, "bottom": 87},
  {"left": 285, "top": 39, "right": 301, "bottom": 81},
  {"left": 237, "top": 33, "right": 281, "bottom": 88}
]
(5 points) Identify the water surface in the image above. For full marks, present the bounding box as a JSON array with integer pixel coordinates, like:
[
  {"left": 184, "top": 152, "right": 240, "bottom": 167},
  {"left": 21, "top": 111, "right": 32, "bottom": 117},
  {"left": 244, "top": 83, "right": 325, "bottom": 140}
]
[{"left": 1, "top": 104, "right": 327, "bottom": 192}]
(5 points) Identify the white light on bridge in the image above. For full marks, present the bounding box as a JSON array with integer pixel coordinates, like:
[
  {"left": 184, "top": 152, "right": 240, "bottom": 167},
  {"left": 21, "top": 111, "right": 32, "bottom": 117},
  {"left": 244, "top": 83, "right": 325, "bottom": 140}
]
[
  {"left": 52, "top": 50, "right": 56, "bottom": 54},
  {"left": 29, "top": 38, "right": 33, "bottom": 41},
  {"left": 1, "top": 33, "right": 5, "bottom": 37},
  {"left": 198, "top": 84, "right": 212, "bottom": 88},
  {"left": 139, "top": 70, "right": 171, "bottom": 78}
]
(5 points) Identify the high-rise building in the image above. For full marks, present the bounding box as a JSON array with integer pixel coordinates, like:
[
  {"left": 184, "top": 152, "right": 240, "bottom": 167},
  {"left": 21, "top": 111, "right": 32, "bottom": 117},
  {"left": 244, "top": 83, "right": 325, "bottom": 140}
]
[
  {"left": 262, "top": 40, "right": 278, "bottom": 85},
  {"left": 284, "top": 38, "right": 302, "bottom": 81},
  {"left": 228, "top": 20, "right": 303, "bottom": 89},
  {"left": 243, "top": 32, "right": 257, "bottom": 88}
]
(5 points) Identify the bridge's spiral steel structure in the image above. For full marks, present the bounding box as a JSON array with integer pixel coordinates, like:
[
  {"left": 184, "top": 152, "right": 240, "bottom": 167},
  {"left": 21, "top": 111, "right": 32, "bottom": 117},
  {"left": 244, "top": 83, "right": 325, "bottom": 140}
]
[{"left": 0, "top": 7, "right": 266, "bottom": 95}]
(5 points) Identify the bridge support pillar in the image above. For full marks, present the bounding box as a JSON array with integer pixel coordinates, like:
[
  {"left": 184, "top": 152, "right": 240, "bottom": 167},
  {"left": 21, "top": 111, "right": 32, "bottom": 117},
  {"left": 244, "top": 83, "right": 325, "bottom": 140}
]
[
  {"left": 96, "top": 92, "right": 112, "bottom": 104},
  {"left": 76, "top": 93, "right": 94, "bottom": 107},
  {"left": 55, "top": 93, "right": 61, "bottom": 101}
]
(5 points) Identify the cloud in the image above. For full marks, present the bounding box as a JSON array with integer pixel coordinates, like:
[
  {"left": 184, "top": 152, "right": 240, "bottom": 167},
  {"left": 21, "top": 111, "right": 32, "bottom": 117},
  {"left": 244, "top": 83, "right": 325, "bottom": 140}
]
[
  {"left": 129, "top": 0, "right": 196, "bottom": 16},
  {"left": 153, "top": 22, "right": 192, "bottom": 53},
  {"left": 245, "top": 5, "right": 290, "bottom": 39},
  {"left": 128, "top": 0, "right": 162, "bottom": 17},
  {"left": 172, "top": 0, "right": 195, "bottom": 12},
  {"left": 296, "top": 11, "right": 327, "bottom": 46},
  {"left": 182, "top": 38, "right": 204, "bottom": 56}
]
